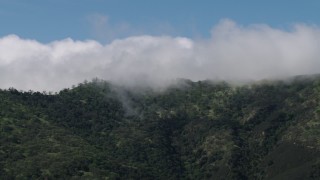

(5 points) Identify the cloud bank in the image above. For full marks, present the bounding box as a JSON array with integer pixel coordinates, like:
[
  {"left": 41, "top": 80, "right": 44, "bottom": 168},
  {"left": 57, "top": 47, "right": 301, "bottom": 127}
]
[{"left": 1, "top": 19, "right": 320, "bottom": 91}]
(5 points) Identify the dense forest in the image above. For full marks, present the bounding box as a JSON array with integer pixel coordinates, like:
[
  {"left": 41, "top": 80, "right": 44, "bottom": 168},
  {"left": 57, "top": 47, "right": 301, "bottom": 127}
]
[{"left": 1, "top": 76, "right": 320, "bottom": 179}]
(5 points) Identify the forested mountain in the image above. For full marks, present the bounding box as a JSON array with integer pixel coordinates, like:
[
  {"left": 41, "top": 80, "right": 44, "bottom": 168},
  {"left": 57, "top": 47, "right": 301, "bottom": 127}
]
[{"left": 1, "top": 76, "right": 320, "bottom": 179}]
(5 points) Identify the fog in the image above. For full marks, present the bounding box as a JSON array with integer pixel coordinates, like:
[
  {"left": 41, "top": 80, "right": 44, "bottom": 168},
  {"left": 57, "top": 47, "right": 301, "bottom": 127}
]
[{"left": 1, "top": 19, "right": 320, "bottom": 91}]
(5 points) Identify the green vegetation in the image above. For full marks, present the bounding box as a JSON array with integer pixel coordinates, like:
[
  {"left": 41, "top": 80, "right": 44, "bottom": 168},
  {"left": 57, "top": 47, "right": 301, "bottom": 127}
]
[{"left": 1, "top": 77, "right": 320, "bottom": 179}]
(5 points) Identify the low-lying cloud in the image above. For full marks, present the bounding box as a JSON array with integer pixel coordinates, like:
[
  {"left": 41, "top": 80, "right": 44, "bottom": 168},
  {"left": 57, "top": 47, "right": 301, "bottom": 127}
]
[{"left": 1, "top": 19, "right": 320, "bottom": 91}]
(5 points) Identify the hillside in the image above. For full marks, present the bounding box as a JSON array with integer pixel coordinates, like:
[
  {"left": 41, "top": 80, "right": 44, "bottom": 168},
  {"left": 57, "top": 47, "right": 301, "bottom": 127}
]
[{"left": 1, "top": 77, "right": 320, "bottom": 179}]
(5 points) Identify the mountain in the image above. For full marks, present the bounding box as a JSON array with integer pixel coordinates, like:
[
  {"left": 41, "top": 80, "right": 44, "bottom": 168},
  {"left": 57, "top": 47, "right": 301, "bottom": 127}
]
[{"left": 1, "top": 77, "right": 320, "bottom": 179}]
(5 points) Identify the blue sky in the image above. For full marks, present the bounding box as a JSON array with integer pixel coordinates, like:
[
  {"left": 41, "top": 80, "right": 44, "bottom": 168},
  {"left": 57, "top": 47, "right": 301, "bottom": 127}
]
[{"left": 1, "top": 0, "right": 319, "bottom": 42}]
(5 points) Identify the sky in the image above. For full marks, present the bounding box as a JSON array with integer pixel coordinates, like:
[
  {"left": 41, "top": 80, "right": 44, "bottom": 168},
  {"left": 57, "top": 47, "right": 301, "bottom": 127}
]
[
  {"left": 1, "top": 0, "right": 320, "bottom": 91},
  {"left": 1, "top": 0, "right": 320, "bottom": 42}
]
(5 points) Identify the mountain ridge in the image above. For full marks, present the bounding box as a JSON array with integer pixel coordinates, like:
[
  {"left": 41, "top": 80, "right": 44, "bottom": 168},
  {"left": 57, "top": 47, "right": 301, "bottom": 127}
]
[{"left": 1, "top": 76, "right": 320, "bottom": 179}]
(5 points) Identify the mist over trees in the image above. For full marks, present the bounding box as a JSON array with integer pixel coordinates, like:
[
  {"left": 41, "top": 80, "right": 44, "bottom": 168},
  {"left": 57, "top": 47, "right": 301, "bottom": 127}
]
[{"left": 2, "top": 20, "right": 320, "bottom": 91}]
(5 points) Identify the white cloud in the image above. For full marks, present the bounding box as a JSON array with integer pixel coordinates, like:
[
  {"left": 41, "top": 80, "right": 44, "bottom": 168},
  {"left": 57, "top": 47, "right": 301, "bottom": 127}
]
[{"left": 1, "top": 19, "right": 320, "bottom": 91}]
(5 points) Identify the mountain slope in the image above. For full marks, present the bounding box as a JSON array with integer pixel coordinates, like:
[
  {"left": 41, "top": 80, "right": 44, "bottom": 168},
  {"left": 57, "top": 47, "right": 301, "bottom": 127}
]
[{"left": 1, "top": 77, "right": 320, "bottom": 179}]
